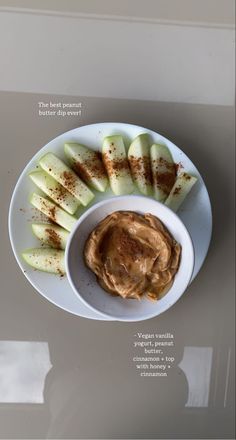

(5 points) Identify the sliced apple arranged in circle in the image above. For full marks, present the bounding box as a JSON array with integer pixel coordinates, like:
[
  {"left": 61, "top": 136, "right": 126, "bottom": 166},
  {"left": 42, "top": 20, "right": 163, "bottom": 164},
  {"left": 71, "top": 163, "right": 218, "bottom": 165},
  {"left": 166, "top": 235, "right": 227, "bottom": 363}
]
[
  {"left": 22, "top": 132, "right": 198, "bottom": 274},
  {"left": 22, "top": 248, "right": 65, "bottom": 274},
  {"left": 32, "top": 223, "right": 69, "bottom": 250},
  {"left": 39, "top": 153, "right": 94, "bottom": 206},
  {"left": 29, "top": 170, "right": 80, "bottom": 214},
  {"left": 64, "top": 143, "right": 108, "bottom": 192},
  {"left": 128, "top": 133, "right": 153, "bottom": 196},
  {"left": 165, "top": 172, "right": 198, "bottom": 212},
  {"left": 30, "top": 193, "right": 77, "bottom": 232},
  {"left": 150, "top": 144, "right": 176, "bottom": 202},
  {"left": 102, "top": 135, "right": 134, "bottom": 195}
]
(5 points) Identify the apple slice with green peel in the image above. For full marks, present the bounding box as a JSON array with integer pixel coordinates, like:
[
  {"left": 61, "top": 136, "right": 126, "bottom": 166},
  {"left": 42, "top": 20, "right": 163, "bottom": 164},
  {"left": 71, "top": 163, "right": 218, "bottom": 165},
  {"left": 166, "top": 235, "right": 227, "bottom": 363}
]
[
  {"left": 165, "top": 172, "right": 198, "bottom": 212},
  {"left": 150, "top": 144, "right": 176, "bottom": 202},
  {"left": 32, "top": 223, "right": 69, "bottom": 249},
  {"left": 128, "top": 133, "right": 152, "bottom": 196},
  {"left": 29, "top": 170, "right": 80, "bottom": 214},
  {"left": 30, "top": 193, "right": 77, "bottom": 232},
  {"left": 102, "top": 135, "right": 134, "bottom": 195},
  {"left": 64, "top": 143, "right": 108, "bottom": 192},
  {"left": 39, "top": 153, "right": 94, "bottom": 206},
  {"left": 22, "top": 248, "right": 65, "bottom": 274}
]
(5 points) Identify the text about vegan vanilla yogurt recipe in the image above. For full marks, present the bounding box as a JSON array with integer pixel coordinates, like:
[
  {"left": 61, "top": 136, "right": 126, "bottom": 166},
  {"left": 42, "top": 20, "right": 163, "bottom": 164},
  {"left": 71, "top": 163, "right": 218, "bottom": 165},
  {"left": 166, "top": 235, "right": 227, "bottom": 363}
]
[{"left": 132, "top": 332, "right": 175, "bottom": 377}]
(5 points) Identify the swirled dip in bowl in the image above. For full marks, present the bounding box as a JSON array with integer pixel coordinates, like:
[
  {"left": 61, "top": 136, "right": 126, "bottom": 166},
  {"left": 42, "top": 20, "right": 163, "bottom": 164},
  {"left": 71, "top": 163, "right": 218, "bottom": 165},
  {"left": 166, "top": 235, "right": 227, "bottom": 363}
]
[
  {"left": 84, "top": 211, "right": 181, "bottom": 301},
  {"left": 65, "top": 196, "right": 194, "bottom": 321}
]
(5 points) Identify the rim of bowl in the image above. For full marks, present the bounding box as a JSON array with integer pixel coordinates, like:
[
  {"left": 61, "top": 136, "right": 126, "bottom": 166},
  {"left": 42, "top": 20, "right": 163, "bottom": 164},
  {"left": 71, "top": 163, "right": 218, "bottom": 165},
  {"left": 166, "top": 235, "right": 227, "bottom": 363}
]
[{"left": 65, "top": 195, "right": 195, "bottom": 321}]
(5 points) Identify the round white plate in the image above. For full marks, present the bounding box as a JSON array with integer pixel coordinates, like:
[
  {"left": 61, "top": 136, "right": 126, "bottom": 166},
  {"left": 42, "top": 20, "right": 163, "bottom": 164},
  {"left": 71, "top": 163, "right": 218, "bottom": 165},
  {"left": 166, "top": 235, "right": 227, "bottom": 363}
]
[{"left": 8, "top": 123, "right": 212, "bottom": 321}]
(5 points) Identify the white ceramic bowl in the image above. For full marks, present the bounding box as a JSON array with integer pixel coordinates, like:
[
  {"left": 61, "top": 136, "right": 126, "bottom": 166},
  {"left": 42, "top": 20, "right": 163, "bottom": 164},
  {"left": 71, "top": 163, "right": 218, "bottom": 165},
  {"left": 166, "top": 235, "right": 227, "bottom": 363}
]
[{"left": 65, "top": 196, "right": 194, "bottom": 321}]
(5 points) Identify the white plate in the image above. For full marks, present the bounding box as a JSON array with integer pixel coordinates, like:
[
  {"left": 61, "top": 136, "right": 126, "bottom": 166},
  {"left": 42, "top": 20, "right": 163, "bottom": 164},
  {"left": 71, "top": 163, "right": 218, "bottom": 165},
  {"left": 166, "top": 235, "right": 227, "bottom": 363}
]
[{"left": 8, "top": 123, "right": 212, "bottom": 320}]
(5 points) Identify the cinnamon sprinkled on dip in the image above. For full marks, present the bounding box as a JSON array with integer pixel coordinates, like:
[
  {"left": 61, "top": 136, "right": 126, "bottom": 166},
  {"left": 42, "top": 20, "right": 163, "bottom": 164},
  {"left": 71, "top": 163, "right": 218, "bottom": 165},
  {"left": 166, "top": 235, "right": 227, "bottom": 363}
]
[{"left": 84, "top": 211, "right": 181, "bottom": 301}]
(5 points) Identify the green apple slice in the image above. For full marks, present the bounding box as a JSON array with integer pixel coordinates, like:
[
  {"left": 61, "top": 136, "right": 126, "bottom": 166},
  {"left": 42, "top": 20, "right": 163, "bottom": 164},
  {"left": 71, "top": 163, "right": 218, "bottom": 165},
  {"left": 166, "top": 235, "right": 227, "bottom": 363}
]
[
  {"left": 128, "top": 133, "right": 152, "bottom": 196},
  {"left": 165, "top": 172, "right": 198, "bottom": 212},
  {"left": 39, "top": 153, "right": 94, "bottom": 206},
  {"left": 22, "top": 248, "right": 65, "bottom": 274},
  {"left": 150, "top": 144, "right": 176, "bottom": 202},
  {"left": 64, "top": 143, "right": 108, "bottom": 192},
  {"left": 30, "top": 193, "right": 77, "bottom": 232},
  {"left": 102, "top": 135, "right": 134, "bottom": 195},
  {"left": 29, "top": 170, "right": 80, "bottom": 214},
  {"left": 32, "top": 223, "right": 69, "bottom": 249}
]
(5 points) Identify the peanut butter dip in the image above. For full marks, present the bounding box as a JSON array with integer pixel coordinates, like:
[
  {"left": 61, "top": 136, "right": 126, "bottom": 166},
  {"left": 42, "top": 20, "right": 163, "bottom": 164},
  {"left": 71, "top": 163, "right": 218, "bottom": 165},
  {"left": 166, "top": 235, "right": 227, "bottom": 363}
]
[{"left": 84, "top": 211, "right": 181, "bottom": 301}]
